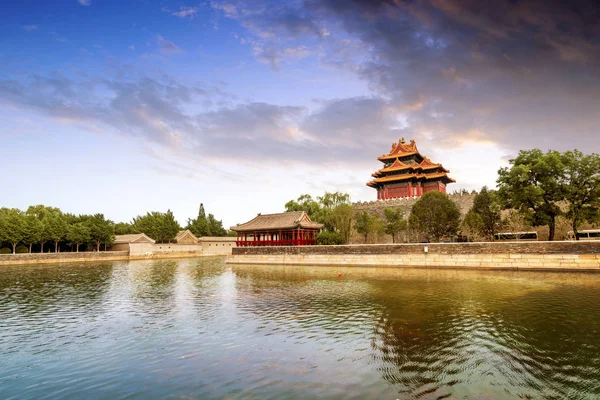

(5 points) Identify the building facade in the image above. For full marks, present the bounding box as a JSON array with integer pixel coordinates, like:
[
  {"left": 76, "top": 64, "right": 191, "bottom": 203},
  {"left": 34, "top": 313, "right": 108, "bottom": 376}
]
[
  {"left": 367, "top": 138, "right": 455, "bottom": 200},
  {"left": 231, "top": 211, "right": 323, "bottom": 246}
]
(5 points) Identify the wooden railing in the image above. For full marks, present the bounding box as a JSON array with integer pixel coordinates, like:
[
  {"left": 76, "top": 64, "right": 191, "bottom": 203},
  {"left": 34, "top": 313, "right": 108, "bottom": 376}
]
[{"left": 236, "top": 239, "right": 316, "bottom": 247}]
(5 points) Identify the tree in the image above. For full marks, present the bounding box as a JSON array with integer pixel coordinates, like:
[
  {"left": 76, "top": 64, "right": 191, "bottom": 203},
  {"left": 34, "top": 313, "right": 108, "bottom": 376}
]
[
  {"left": 355, "top": 211, "right": 382, "bottom": 243},
  {"left": 562, "top": 150, "right": 600, "bottom": 240},
  {"left": 0, "top": 208, "right": 26, "bottom": 254},
  {"left": 461, "top": 210, "right": 484, "bottom": 242},
  {"left": 383, "top": 208, "right": 408, "bottom": 243},
  {"left": 316, "top": 231, "right": 345, "bottom": 245},
  {"left": 329, "top": 204, "right": 354, "bottom": 244},
  {"left": 187, "top": 203, "right": 211, "bottom": 237},
  {"left": 284, "top": 192, "right": 352, "bottom": 240},
  {"left": 497, "top": 149, "right": 565, "bottom": 241},
  {"left": 207, "top": 214, "right": 227, "bottom": 236},
  {"left": 158, "top": 210, "right": 180, "bottom": 243},
  {"left": 44, "top": 212, "right": 68, "bottom": 253},
  {"left": 67, "top": 222, "right": 91, "bottom": 252},
  {"left": 114, "top": 222, "right": 136, "bottom": 235},
  {"left": 26, "top": 205, "right": 62, "bottom": 253},
  {"left": 23, "top": 214, "right": 43, "bottom": 253},
  {"left": 133, "top": 210, "right": 179, "bottom": 243},
  {"left": 285, "top": 194, "right": 322, "bottom": 222},
  {"left": 409, "top": 191, "right": 461, "bottom": 242},
  {"left": 469, "top": 186, "right": 502, "bottom": 240},
  {"left": 87, "top": 214, "right": 115, "bottom": 251}
]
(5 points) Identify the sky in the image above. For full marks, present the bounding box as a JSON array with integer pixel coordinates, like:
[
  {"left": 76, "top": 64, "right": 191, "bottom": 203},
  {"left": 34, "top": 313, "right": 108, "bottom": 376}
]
[{"left": 1, "top": 0, "right": 599, "bottom": 228}]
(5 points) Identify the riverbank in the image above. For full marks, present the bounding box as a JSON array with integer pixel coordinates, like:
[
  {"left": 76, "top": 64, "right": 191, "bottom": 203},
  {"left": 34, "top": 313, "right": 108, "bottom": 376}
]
[
  {"left": 227, "top": 241, "right": 600, "bottom": 271},
  {"left": 0, "top": 251, "right": 224, "bottom": 266}
]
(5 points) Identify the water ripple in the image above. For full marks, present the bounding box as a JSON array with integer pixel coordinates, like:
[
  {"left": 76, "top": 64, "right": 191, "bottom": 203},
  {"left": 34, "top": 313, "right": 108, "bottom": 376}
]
[{"left": 1, "top": 261, "right": 600, "bottom": 399}]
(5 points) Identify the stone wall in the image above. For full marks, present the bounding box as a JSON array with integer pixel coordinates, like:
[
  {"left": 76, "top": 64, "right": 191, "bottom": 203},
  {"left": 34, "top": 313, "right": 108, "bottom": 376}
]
[
  {"left": 0, "top": 251, "right": 130, "bottom": 266},
  {"left": 129, "top": 243, "right": 204, "bottom": 257},
  {"left": 227, "top": 242, "right": 600, "bottom": 271},
  {"left": 353, "top": 192, "right": 475, "bottom": 219},
  {"left": 351, "top": 193, "right": 475, "bottom": 243}
]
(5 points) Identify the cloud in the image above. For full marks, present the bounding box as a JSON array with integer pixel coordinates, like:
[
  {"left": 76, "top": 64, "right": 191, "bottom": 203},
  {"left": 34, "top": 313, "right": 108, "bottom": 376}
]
[
  {"left": 23, "top": 25, "right": 38, "bottom": 32},
  {"left": 252, "top": 45, "right": 310, "bottom": 71},
  {"left": 171, "top": 6, "right": 199, "bottom": 18},
  {"left": 77, "top": 0, "right": 91, "bottom": 5},
  {"left": 296, "top": 0, "right": 600, "bottom": 154},
  {"left": 4, "top": 0, "right": 600, "bottom": 192},
  {"left": 156, "top": 35, "right": 181, "bottom": 54}
]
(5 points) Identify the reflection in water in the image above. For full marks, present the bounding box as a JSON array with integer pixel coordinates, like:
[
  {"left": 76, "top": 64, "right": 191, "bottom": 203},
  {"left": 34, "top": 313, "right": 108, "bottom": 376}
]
[{"left": 1, "top": 259, "right": 600, "bottom": 399}]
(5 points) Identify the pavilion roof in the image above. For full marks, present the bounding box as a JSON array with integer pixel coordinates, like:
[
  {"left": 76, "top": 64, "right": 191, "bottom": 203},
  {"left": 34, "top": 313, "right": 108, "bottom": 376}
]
[
  {"left": 371, "top": 157, "right": 449, "bottom": 177},
  {"left": 175, "top": 229, "right": 199, "bottom": 243},
  {"left": 377, "top": 137, "right": 423, "bottom": 161},
  {"left": 367, "top": 172, "right": 456, "bottom": 187},
  {"left": 230, "top": 211, "right": 324, "bottom": 232},
  {"left": 114, "top": 233, "right": 156, "bottom": 244}
]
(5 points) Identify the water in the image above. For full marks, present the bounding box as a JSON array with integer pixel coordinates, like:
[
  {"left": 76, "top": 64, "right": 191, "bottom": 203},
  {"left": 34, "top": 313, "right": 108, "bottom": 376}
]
[{"left": 1, "top": 258, "right": 600, "bottom": 399}]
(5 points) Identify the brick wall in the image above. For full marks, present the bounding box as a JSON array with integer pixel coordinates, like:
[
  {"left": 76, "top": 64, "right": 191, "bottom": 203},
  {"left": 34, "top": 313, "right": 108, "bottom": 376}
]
[
  {"left": 232, "top": 241, "right": 600, "bottom": 256},
  {"left": 228, "top": 242, "right": 600, "bottom": 271},
  {"left": 0, "top": 251, "right": 129, "bottom": 266}
]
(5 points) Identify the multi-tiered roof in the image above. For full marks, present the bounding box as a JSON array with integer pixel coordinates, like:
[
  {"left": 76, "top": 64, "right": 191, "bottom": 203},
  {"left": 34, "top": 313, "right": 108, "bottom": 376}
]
[{"left": 367, "top": 138, "right": 455, "bottom": 199}]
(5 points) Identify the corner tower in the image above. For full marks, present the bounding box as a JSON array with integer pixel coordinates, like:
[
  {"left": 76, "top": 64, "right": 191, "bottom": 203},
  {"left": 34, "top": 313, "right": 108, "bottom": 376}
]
[{"left": 367, "top": 138, "right": 455, "bottom": 200}]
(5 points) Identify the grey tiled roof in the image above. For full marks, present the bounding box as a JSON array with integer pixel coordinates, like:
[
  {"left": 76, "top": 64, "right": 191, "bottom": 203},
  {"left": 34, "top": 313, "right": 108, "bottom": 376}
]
[
  {"left": 230, "top": 211, "right": 324, "bottom": 232},
  {"left": 114, "top": 233, "right": 156, "bottom": 244}
]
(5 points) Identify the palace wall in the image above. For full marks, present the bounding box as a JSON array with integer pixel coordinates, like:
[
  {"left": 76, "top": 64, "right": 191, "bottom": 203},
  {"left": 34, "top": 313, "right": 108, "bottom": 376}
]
[
  {"left": 0, "top": 251, "right": 130, "bottom": 266},
  {"left": 227, "top": 241, "right": 600, "bottom": 271},
  {"left": 351, "top": 193, "right": 476, "bottom": 243}
]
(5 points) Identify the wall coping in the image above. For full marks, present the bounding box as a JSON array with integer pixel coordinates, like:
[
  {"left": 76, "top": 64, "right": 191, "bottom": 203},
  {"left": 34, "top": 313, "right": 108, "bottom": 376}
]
[{"left": 232, "top": 241, "right": 600, "bottom": 256}]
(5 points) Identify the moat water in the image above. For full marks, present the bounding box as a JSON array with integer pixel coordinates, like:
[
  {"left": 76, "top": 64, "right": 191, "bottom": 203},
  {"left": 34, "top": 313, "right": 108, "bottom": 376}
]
[{"left": 1, "top": 258, "right": 600, "bottom": 399}]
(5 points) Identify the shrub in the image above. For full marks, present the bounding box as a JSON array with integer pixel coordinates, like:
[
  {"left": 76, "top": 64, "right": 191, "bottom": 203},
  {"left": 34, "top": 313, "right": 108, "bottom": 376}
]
[
  {"left": 15, "top": 245, "right": 29, "bottom": 254},
  {"left": 316, "top": 230, "right": 345, "bottom": 245},
  {"left": 0, "top": 248, "right": 11, "bottom": 254}
]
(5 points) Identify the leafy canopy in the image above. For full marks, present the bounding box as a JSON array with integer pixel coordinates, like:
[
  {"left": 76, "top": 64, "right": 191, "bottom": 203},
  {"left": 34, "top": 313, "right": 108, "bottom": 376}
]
[{"left": 409, "top": 191, "right": 460, "bottom": 242}]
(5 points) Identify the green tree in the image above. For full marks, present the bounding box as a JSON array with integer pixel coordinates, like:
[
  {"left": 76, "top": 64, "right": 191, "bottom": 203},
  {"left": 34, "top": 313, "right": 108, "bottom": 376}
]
[
  {"left": 26, "top": 205, "right": 62, "bottom": 252},
  {"left": 187, "top": 203, "right": 211, "bottom": 237},
  {"left": 497, "top": 149, "right": 565, "bottom": 241},
  {"left": 0, "top": 208, "right": 26, "bottom": 254},
  {"left": 316, "top": 230, "right": 345, "bottom": 245},
  {"left": 562, "top": 150, "right": 600, "bottom": 240},
  {"left": 86, "top": 214, "right": 115, "bottom": 251},
  {"left": 355, "top": 211, "right": 382, "bottom": 243},
  {"left": 470, "top": 186, "right": 502, "bottom": 240},
  {"left": 23, "top": 214, "right": 43, "bottom": 253},
  {"left": 329, "top": 204, "right": 354, "bottom": 244},
  {"left": 67, "top": 222, "right": 91, "bottom": 252},
  {"left": 158, "top": 210, "right": 180, "bottom": 243},
  {"left": 461, "top": 210, "right": 484, "bottom": 242},
  {"left": 285, "top": 194, "right": 322, "bottom": 222},
  {"left": 207, "top": 214, "right": 227, "bottom": 236},
  {"left": 383, "top": 208, "right": 408, "bottom": 243},
  {"left": 45, "top": 212, "right": 68, "bottom": 252},
  {"left": 133, "top": 210, "right": 179, "bottom": 243},
  {"left": 409, "top": 191, "right": 461, "bottom": 242},
  {"left": 114, "top": 222, "right": 136, "bottom": 235}
]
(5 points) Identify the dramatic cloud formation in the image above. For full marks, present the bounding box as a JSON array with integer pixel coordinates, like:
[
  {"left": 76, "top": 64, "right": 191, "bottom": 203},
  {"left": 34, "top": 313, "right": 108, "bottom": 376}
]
[{"left": 2, "top": 0, "right": 599, "bottom": 222}]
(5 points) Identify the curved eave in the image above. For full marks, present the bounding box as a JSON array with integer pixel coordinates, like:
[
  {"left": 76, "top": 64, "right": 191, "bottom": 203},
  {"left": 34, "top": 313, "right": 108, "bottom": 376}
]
[
  {"left": 377, "top": 151, "right": 420, "bottom": 161},
  {"left": 367, "top": 173, "right": 456, "bottom": 186}
]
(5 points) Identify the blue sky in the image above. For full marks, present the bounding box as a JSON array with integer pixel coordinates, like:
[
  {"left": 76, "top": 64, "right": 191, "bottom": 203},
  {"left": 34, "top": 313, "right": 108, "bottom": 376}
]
[{"left": 1, "top": 0, "right": 599, "bottom": 227}]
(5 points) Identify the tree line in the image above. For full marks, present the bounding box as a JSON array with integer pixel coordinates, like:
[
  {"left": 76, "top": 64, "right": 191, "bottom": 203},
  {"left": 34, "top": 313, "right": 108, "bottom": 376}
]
[
  {"left": 285, "top": 148, "right": 600, "bottom": 244},
  {"left": 0, "top": 203, "right": 230, "bottom": 254}
]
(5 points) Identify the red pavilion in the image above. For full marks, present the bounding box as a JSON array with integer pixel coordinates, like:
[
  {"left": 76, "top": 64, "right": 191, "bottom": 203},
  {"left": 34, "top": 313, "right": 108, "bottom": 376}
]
[{"left": 367, "top": 138, "right": 455, "bottom": 199}]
